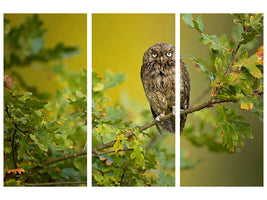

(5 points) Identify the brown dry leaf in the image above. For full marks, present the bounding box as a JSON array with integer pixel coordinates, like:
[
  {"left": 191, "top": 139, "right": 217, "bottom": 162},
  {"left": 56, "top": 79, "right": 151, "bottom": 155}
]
[
  {"left": 6, "top": 167, "right": 25, "bottom": 175},
  {"left": 195, "top": 63, "right": 201, "bottom": 71},
  {"left": 106, "top": 160, "right": 113, "bottom": 166},
  {"left": 4, "top": 74, "right": 14, "bottom": 90},
  {"left": 99, "top": 156, "right": 107, "bottom": 161},
  {"left": 127, "top": 136, "right": 134, "bottom": 142}
]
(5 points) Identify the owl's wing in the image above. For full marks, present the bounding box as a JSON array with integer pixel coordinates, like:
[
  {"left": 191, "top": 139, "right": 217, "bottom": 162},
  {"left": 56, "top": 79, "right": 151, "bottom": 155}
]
[{"left": 180, "top": 59, "right": 190, "bottom": 133}]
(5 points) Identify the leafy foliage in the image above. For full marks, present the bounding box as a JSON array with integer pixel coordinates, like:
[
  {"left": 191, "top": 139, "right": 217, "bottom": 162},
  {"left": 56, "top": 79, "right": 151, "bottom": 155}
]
[
  {"left": 4, "top": 15, "right": 78, "bottom": 69},
  {"left": 4, "top": 15, "right": 87, "bottom": 186},
  {"left": 92, "top": 70, "right": 175, "bottom": 186},
  {"left": 4, "top": 15, "right": 79, "bottom": 99},
  {"left": 181, "top": 13, "right": 263, "bottom": 158}
]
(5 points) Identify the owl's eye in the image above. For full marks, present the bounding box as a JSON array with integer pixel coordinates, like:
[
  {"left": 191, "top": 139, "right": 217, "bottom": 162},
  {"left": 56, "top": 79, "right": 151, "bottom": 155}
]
[
  {"left": 152, "top": 53, "right": 158, "bottom": 58},
  {"left": 166, "top": 52, "right": 172, "bottom": 57}
]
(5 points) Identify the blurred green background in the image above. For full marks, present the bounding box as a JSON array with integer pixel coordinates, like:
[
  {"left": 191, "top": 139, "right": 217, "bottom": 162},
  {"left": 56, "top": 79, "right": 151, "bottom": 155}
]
[
  {"left": 4, "top": 14, "right": 87, "bottom": 95},
  {"left": 180, "top": 14, "right": 263, "bottom": 186}
]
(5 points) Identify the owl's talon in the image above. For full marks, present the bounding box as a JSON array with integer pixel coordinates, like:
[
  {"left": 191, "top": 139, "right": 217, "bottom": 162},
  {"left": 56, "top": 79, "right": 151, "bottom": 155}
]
[{"left": 156, "top": 113, "right": 165, "bottom": 121}]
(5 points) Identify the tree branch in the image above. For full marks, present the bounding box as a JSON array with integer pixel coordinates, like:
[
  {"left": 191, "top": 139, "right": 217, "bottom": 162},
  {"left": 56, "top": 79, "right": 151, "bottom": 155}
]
[
  {"left": 181, "top": 98, "right": 233, "bottom": 116},
  {"left": 23, "top": 181, "right": 86, "bottom": 186},
  {"left": 29, "top": 149, "right": 87, "bottom": 173},
  {"left": 181, "top": 90, "right": 263, "bottom": 116},
  {"left": 41, "top": 149, "right": 87, "bottom": 166}
]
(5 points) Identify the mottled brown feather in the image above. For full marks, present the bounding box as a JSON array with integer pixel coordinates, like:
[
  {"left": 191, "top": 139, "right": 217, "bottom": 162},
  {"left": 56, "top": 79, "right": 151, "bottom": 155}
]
[
  {"left": 141, "top": 43, "right": 175, "bottom": 134},
  {"left": 180, "top": 55, "right": 190, "bottom": 133}
]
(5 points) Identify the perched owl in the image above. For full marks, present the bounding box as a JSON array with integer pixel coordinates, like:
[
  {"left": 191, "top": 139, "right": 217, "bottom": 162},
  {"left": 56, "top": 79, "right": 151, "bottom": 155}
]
[
  {"left": 180, "top": 54, "right": 190, "bottom": 133},
  {"left": 141, "top": 43, "right": 175, "bottom": 134}
]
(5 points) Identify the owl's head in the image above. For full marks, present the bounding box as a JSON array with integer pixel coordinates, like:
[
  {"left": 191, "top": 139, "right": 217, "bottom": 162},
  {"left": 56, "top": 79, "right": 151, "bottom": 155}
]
[{"left": 143, "top": 43, "right": 175, "bottom": 64}]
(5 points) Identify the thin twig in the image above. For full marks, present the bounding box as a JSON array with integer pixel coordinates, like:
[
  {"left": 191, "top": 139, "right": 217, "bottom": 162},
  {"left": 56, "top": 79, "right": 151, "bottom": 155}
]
[
  {"left": 5, "top": 106, "right": 27, "bottom": 134},
  {"left": 11, "top": 129, "right": 18, "bottom": 169},
  {"left": 23, "top": 181, "right": 87, "bottom": 186},
  {"left": 224, "top": 44, "right": 241, "bottom": 76},
  {"left": 213, "top": 44, "right": 241, "bottom": 97},
  {"left": 119, "top": 167, "right": 127, "bottom": 186},
  {"left": 93, "top": 148, "right": 133, "bottom": 155}
]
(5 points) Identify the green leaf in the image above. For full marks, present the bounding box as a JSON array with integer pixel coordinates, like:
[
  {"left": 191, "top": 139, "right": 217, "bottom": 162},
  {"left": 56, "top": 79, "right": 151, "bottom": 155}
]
[
  {"left": 180, "top": 149, "right": 194, "bottom": 170},
  {"left": 216, "top": 105, "right": 252, "bottom": 152},
  {"left": 18, "top": 92, "right": 32, "bottom": 102},
  {"left": 156, "top": 170, "right": 175, "bottom": 186},
  {"left": 18, "top": 137, "right": 30, "bottom": 160},
  {"left": 93, "top": 82, "right": 104, "bottom": 92},
  {"left": 236, "top": 54, "right": 262, "bottom": 79},
  {"left": 199, "top": 34, "right": 230, "bottom": 52},
  {"left": 25, "top": 98, "right": 47, "bottom": 110},
  {"left": 103, "top": 71, "right": 126, "bottom": 91},
  {"left": 240, "top": 30, "right": 257, "bottom": 44},
  {"left": 197, "top": 15, "right": 204, "bottom": 32},
  {"left": 232, "top": 23, "right": 243, "bottom": 42},
  {"left": 181, "top": 14, "right": 194, "bottom": 28},
  {"left": 4, "top": 146, "right": 12, "bottom": 154},
  {"left": 244, "top": 62, "right": 262, "bottom": 79},
  {"left": 130, "top": 140, "right": 144, "bottom": 165},
  {"left": 103, "top": 105, "right": 127, "bottom": 123}
]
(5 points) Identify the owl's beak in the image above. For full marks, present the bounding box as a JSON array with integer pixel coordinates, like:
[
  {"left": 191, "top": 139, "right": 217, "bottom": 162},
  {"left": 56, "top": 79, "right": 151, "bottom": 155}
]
[{"left": 160, "top": 56, "right": 164, "bottom": 62}]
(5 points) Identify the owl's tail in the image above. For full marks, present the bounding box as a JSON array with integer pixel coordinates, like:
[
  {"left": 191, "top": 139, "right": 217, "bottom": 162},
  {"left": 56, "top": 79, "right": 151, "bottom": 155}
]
[
  {"left": 180, "top": 114, "right": 187, "bottom": 134},
  {"left": 161, "top": 118, "right": 175, "bottom": 133},
  {"left": 150, "top": 106, "right": 175, "bottom": 134}
]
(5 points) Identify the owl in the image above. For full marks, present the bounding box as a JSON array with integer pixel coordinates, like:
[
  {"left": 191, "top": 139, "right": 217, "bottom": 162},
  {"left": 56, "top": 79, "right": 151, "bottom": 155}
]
[
  {"left": 180, "top": 54, "right": 190, "bottom": 133},
  {"left": 141, "top": 43, "right": 175, "bottom": 134}
]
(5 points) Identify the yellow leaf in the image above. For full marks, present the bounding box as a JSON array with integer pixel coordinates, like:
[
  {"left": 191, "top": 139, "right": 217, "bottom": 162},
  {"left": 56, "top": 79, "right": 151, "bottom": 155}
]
[
  {"left": 241, "top": 101, "right": 254, "bottom": 110},
  {"left": 55, "top": 167, "right": 61, "bottom": 172},
  {"left": 93, "top": 83, "right": 104, "bottom": 92},
  {"left": 256, "top": 45, "right": 263, "bottom": 65}
]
